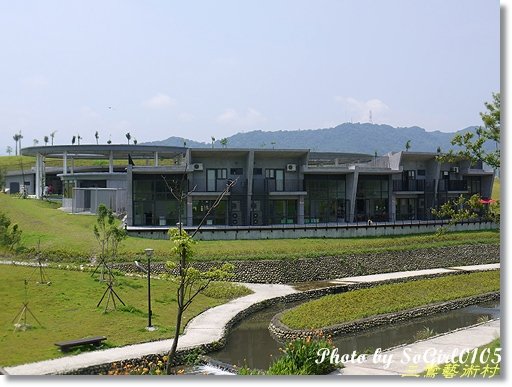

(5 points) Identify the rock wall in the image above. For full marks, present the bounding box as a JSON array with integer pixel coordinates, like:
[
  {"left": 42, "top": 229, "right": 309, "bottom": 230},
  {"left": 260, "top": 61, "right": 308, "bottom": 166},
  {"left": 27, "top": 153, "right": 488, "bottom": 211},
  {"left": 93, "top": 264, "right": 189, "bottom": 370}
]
[
  {"left": 268, "top": 292, "right": 500, "bottom": 341},
  {"left": 113, "top": 244, "right": 499, "bottom": 284}
]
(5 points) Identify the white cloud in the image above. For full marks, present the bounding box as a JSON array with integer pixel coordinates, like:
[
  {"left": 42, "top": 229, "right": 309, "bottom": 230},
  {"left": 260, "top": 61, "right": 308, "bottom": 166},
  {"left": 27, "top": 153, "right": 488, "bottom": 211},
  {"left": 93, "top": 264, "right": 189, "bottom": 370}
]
[
  {"left": 216, "top": 108, "right": 266, "bottom": 129},
  {"left": 334, "top": 96, "right": 391, "bottom": 124},
  {"left": 143, "top": 93, "right": 176, "bottom": 109}
]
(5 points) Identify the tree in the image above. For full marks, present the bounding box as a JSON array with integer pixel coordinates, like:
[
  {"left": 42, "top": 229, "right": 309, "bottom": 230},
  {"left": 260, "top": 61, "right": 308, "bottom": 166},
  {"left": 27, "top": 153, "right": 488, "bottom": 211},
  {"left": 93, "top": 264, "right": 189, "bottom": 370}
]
[
  {"left": 405, "top": 140, "right": 411, "bottom": 152},
  {"left": 0, "top": 168, "right": 5, "bottom": 191},
  {"left": 33, "top": 139, "right": 39, "bottom": 146},
  {"left": 211, "top": 136, "right": 215, "bottom": 148},
  {"left": 95, "top": 131, "right": 99, "bottom": 145},
  {"left": 439, "top": 92, "right": 500, "bottom": 170},
  {"left": 17, "top": 132, "right": 23, "bottom": 153},
  {"left": 50, "top": 131, "right": 57, "bottom": 145},
  {"left": 162, "top": 174, "right": 236, "bottom": 373},
  {"left": 133, "top": 138, "right": 138, "bottom": 145},
  {"left": 271, "top": 141, "right": 276, "bottom": 149},
  {"left": 77, "top": 134, "right": 82, "bottom": 145},
  {"left": 71, "top": 136, "right": 76, "bottom": 145},
  {"left": 126, "top": 132, "right": 131, "bottom": 144},
  {"left": 43, "top": 136, "right": 49, "bottom": 146},
  {"left": 220, "top": 138, "right": 228, "bottom": 148},
  {"left": 6, "top": 146, "right": 13, "bottom": 156},
  {"left": 0, "top": 211, "right": 23, "bottom": 251},
  {"left": 13, "top": 134, "right": 20, "bottom": 156}
]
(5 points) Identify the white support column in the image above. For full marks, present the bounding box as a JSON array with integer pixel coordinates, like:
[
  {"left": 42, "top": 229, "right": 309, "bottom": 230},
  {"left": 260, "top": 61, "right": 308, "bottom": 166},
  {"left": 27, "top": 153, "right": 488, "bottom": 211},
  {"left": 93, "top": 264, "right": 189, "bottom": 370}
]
[
  {"left": 109, "top": 151, "right": 114, "bottom": 173},
  {"left": 35, "top": 153, "right": 41, "bottom": 199},
  {"left": 298, "top": 195, "right": 305, "bottom": 225},
  {"left": 63, "top": 151, "right": 68, "bottom": 175},
  {"left": 154, "top": 151, "right": 159, "bottom": 167},
  {"left": 186, "top": 195, "right": 193, "bottom": 227}
]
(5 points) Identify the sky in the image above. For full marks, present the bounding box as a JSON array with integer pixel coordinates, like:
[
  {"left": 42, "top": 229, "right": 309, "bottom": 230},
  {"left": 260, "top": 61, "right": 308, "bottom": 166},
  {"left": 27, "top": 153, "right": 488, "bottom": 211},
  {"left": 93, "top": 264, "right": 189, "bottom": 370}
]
[{"left": 0, "top": 0, "right": 501, "bottom": 152}]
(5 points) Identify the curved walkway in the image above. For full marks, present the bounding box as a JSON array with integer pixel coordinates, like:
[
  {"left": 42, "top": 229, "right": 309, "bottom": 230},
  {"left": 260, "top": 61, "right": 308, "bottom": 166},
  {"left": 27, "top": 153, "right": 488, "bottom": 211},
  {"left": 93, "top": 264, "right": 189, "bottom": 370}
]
[
  {"left": 3, "top": 263, "right": 499, "bottom": 375},
  {"left": 337, "top": 319, "right": 500, "bottom": 376}
]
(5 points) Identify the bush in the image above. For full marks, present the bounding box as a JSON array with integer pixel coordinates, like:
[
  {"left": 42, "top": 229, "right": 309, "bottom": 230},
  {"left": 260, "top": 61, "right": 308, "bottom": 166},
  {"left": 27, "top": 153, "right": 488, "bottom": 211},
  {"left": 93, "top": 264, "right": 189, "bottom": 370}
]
[
  {"left": 0, "top": 211, "right": 22, "bottom": 250},
  {"left": 266, "top": 336, "right": 340, "bottom": 375}
]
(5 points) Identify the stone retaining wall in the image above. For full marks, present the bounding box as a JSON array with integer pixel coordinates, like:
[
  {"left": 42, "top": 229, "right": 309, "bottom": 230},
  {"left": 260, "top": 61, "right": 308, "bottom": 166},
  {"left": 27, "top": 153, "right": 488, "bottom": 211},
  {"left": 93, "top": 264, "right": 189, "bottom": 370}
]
[
  {"left": 113, "top": 244, "right": 499, "bottom": 284},
  {"left": 268, "top": 292, "right": 500, "bottom": 341}
]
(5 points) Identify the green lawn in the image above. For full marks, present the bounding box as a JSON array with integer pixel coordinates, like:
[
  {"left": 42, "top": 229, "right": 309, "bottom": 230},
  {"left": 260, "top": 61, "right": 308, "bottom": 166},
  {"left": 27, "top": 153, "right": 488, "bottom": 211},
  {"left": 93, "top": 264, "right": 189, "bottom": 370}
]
[
  {"left": 0, "top": 194, "right": 500, "bottom": 262},
  {"left": 0, "top": 265, "right": 251, "bottom": 366},
  {"left": 280, "top": 271, "right": 500, "bottom": 330}
]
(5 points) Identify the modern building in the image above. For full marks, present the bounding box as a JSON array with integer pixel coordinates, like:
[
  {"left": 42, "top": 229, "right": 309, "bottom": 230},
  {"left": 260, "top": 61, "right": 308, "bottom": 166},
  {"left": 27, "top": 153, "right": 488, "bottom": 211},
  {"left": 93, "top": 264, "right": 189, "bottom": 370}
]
[{"left": 12, "top": 144, "right": 494, "bottom": 232}]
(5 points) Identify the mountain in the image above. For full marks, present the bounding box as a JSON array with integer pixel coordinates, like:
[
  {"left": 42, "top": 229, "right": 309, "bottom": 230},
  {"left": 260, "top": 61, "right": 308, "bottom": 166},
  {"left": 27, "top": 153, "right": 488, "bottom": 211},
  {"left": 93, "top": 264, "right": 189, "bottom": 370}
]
[{"left": 145, "top": 123, "right": 487, "bottom": 155}]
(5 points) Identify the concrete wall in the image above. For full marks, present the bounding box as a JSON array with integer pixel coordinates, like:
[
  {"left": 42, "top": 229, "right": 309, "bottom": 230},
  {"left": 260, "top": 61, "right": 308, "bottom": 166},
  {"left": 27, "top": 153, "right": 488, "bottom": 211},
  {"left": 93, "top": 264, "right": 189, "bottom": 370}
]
[
  {"left": 127, "top": 220, "right": 497, "bottom": 241},
  {"left": 4, "top": 173, "right": 35, "bottom": 195}
]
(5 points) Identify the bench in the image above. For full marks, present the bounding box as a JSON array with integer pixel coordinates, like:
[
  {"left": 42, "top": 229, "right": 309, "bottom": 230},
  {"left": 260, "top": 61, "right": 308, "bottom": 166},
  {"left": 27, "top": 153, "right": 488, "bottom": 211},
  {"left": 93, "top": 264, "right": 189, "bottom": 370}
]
[{"left": 55, "top": 336, "right": 107, "bottom": 352}]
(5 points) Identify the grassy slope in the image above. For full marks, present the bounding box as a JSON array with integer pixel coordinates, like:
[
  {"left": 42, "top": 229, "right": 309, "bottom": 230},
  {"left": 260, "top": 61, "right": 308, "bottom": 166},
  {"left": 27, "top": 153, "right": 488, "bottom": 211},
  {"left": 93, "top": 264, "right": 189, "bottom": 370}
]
[
  {"left": 492, "top": 177, "right": 500, "bottom": 201},
  {"left": 281, "top": 271, "right": 500, "bottom": 330},
  {"left": 0, "top": 265, "right": 251, "bottom": 366}
]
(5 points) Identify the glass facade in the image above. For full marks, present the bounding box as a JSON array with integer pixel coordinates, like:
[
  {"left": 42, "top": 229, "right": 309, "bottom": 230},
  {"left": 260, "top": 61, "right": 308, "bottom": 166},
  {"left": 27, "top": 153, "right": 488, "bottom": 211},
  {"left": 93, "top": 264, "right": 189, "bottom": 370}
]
[
  {"left": 304, "top": 175, "right": 346, "bottom": 223},
  {"left": 268, "top": 199, "right": 297, "bottom": 224},
  {"left": 192, "top": 199, "right": 228, "bottom": 226},
  {"left": 356, "top": 175, "right": 390, "bottom": 221},
  {"left": 132, "top": 174, "right": 185, "bottom": 226}
]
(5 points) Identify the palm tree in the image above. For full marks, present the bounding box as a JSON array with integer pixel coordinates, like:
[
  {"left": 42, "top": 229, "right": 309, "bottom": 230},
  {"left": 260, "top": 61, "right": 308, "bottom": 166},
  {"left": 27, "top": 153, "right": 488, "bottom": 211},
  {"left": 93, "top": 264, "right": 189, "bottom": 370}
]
[
  {"left": 18, "top": 131, "right": 23, "bottom": 152},
  {"left": 107, "top": 135, "right": 112, "bottom": 145},
  {"left": 77, "top": 134, "right": 82, "bottom": 145},
  {"left": 405, "top": 140, "right": 411, "bottom": 152},
  {"left": 95, "top": 131, "right": 99, "bottom": 145},
  {"left": 271, "top": 141, "right": 276, "bottom": 149},
  {"left": 126, "top": 132, "right": 131, "bottom": 144},
  {"left": 33, "top": 139, "right": 39, "bottom": 146},
  {"left": 220, "top": 138, "right": 228, "bottom": 148},
  {"left": 133, "top": 138, "right": 138, "bottom": 145},
  {"left": 211, "top": 136, "right": 215, "bottom": 148},
  {"left": 6, "top": 146, "right": 12, "bottom": 156},
  {"left": 44, "top": 136, "right": 49, "bottom": 146},
  {"left": 13, "top": 134, "right": 20, "bottom": 156},
  {"left": 72, "top": 135, "right": 76, "bottom": 145},
  {"left": 50, "top": 130, "right": 57, "bottom": 145}
]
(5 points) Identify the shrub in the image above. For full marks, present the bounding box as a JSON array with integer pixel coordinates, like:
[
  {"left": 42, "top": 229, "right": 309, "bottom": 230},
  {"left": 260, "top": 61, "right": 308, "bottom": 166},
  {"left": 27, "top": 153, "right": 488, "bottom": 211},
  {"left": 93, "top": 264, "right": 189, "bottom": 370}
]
[
  {"left": 266, "top": 336, "right": 340, "bottom": 375},
  {"left": 0, "top": 211, "right": 22, "bottom": 250}
]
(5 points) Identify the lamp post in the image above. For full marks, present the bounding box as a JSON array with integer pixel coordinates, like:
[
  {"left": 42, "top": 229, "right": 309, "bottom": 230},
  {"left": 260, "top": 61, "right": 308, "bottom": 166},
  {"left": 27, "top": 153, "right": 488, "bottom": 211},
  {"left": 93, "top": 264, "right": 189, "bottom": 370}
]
[{"left": 144, "top": 248, "right": 157, "bottom": 331}]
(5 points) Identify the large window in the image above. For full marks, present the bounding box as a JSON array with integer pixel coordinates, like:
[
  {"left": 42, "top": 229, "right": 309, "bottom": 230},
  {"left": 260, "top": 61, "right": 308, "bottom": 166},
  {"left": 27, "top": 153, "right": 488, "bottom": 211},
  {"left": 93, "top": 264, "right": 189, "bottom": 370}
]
[
  {"left": 207, "top": 169, "right": 228, "bottom": 192},
  {"left": 269, "top": 199, "right": 297, "bottom": 224},
  {"left": 192, "top": 199, "right": 227, "bottom": 226},
  {"left": 356, "top": 175, "right": 389, "bottom": 221},
  {"left": 132, "top": 174, "right": 185, "bottom": 226},
  {"left": 265, "top": 169, "right": 284, "bottom": 191},
  {"left": 304, "top": 175, "right": 346, "bottom": 223}
]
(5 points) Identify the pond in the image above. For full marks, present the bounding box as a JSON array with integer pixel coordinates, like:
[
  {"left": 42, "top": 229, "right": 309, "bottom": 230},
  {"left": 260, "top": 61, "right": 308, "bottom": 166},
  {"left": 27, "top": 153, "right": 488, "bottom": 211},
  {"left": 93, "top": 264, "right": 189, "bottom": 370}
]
[{"left": 210, "top": 299, "right": 500, "bottom": 370}]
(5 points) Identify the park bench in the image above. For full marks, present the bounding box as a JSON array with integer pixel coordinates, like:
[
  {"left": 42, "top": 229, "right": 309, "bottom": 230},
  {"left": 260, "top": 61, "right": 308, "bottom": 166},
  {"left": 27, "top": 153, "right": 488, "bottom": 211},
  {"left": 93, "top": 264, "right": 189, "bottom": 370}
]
[{"left": 54, "top": 336, "right": 107, "bottom": 352}]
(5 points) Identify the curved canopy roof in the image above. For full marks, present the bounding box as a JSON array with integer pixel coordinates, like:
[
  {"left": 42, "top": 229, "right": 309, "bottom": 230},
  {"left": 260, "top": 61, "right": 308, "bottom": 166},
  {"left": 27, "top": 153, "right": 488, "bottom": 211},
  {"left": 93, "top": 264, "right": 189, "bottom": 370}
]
[{"left": 21, "top": 144, "right": 187, "bottom": 159}]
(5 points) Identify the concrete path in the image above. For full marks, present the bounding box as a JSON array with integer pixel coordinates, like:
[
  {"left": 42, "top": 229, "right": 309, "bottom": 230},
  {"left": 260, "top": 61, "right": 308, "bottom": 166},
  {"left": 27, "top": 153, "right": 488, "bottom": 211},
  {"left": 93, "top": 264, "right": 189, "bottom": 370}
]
[
  {"left": 329, "top": 263, "right": 500, "bottom": 284},
  {"left": 337, "top": 319, "right": 500, "bottom": 376},
  {"left": 3, "top": 263, "right": 499, "bottom": 375},
  {"left": 4, "top": 283, "right": 297, "bottom": 375}
]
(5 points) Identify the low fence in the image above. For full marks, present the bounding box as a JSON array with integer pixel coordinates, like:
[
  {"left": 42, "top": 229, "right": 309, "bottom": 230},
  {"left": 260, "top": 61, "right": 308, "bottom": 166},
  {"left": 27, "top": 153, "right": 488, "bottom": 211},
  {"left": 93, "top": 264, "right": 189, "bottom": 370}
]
[{"left": 126, "top": 219, "right": 498, "bottom": 240}]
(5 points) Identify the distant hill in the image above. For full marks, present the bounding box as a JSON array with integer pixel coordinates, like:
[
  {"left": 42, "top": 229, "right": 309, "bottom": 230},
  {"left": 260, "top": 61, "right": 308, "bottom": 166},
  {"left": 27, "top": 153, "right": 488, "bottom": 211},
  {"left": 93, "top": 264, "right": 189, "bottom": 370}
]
[{"left": 145, "top": 123, "right": 490, "bottom": 154}]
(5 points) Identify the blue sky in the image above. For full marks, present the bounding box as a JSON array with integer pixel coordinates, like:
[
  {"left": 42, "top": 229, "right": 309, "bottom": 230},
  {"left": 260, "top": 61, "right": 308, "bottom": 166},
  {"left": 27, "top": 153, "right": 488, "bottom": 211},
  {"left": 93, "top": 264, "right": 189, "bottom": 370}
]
[{"left": 0, "top": 0, "right": 500, "bottom": 150}]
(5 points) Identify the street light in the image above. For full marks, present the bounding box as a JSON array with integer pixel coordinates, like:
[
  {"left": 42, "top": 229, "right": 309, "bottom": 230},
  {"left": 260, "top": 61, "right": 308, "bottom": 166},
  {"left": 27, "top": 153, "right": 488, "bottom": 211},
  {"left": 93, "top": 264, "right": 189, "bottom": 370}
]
[{"left": 144, "top": 248, "right": 157, "bottom": 331}]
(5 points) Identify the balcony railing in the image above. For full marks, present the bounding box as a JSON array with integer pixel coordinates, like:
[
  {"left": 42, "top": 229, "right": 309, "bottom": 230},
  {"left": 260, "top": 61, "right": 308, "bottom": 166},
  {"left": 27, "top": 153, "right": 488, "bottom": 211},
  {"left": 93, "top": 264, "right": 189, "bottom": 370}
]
[
  {"left": 265, "top": 178, "right": 303, "bottom": 193},
  {"left": 393, "top": 179, "right": 435, "bottom": 192},
  {"left": 438, "top": 180, "right": 468, "bottom": 191}
]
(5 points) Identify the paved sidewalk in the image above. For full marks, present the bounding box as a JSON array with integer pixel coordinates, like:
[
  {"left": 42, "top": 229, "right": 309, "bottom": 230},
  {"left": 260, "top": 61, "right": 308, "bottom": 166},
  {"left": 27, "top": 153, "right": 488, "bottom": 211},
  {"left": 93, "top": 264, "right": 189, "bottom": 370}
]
[
  {"left": 330, "top": 263, "right": 500, "bottom": 284},
  {"left": 4, "top": 283, "right": 297, "bottom": 375},
  {"left": 337, "top": 319, "right": 500, "bottom": 376},
  {"left": 3, "top": 263, "right": 499, "bottom": 375}
]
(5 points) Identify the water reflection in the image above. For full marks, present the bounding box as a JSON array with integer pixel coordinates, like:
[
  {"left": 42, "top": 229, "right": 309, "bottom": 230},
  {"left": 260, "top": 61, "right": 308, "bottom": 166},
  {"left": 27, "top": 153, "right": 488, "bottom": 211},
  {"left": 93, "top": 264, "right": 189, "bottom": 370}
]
[{"left": 212, "top": 300, "right": 500, "bottom": 370}]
